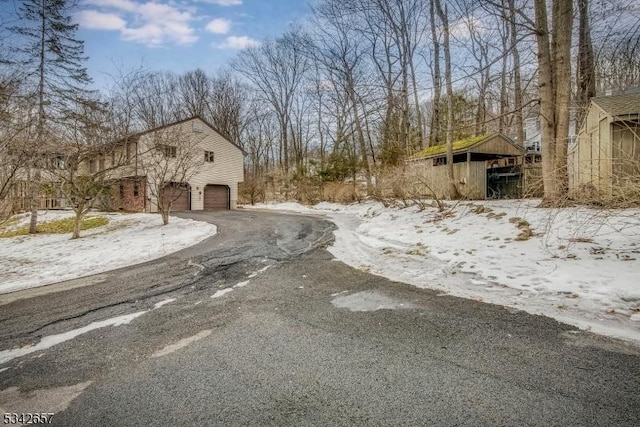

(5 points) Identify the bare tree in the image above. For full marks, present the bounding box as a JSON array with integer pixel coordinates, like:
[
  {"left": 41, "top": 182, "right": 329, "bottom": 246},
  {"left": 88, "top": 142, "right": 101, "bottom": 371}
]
[
  {"left": 507, "top": 0, "right": 525, "bottom": 144},
  {"left": 138, "top": 125, "right": 204, "bottom": 225},
  {"left": 576, "top": 0, "right": 596, "bottom": 130},
  {"left": 131, "top": 71, "right": 181, "bottom": 129},
  {"left": 310, "top": 1, "right": 373, "bottom": 188},
  {"left": 428, "top": 0, "right": 442, "bottom": 147},
  {"left": 208, "top": 71, "right": 246, "bottom": 146},
  {"left": 534, "top": 0, "right": 573, "bottom": 204},
  {"left": 10, "top": 0, "right": 94, "bottom": 233},
  {"left": 178, "top": 69, "right": 211, "bottom": 118},
  {"left": 434, "top": 0, "right": 460, "bottom": 198},
  {"left": 0, "top": 77, "right": 32, "bottom": 219},
  {"left": 233, "top": 30, "right": 310, "bottom": 178},
  {"left": 46, "top": 98, "right": 124, "bottom": 239}
]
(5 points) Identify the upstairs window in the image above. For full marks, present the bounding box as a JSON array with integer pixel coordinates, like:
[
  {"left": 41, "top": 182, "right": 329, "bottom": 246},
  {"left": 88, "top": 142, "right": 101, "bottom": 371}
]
[
  {"left": 157, "top": 144, "right": 177, "bottom": 158},
  {"left": 89, "top": 159, "right": 97, "bottom": 173},
  {"left": 126, "top": 141, "right": 137, "bottom": 161},
  {"left": 50, "top": 155, "right": 66, "bottom": 170},
  {"left": 204, "top": 151, "right": 215, "bottom": 163}
]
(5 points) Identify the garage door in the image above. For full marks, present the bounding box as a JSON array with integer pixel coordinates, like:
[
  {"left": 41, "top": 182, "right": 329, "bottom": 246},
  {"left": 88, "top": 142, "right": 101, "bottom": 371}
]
[
  {"left": 203, "top": 185, "right": 229, "bottom": 210},
  {"left": 162, "top": 183, "right": 190, "bottom": 211}
]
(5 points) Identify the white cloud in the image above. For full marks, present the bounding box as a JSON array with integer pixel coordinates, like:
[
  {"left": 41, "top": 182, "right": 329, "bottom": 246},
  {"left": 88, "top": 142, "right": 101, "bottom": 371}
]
[
  {"left": 205, "top": 18, "right": 231, "bottom": 34},
  {"left": 217, "top": 35, "right": 260, "bottom": 49},
  {"left": 78, "top": 0, "right": 198, "bottom": 47},
  {"left": 75, "top": 10, "right": 126, "bottom": 31},
  {"left": 84, "top": 0, "right": 137, "bottom": 12},
  {"left": 450, "top": 16, "right": 483, "bottom": 40},
  {"left": 202, "top": 0, "right": 243, "bottom": 5}
]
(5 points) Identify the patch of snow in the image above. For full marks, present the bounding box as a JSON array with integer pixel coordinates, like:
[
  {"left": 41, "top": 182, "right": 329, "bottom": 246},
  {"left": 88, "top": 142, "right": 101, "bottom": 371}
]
[
  {"left": 154, "top": 298, "right": 176, "bottom": 309},
  {"left": 332, "top": 290, "right": 414, "bottom": 312},
  {"left": 151, "top": 330, "right": 212, "bottom": 358},
  {"left": 246, "top": 200, "right": 640, "bottom": 343},
  {"left": 234, "top": 281, "right": 250, "bottom": 288},
  {"left": 0, "top": 367, "right": 8, "bottom": 373},
  {"left": 0, "top": 211, "right": 216, "bottom": 294},
  {"left": 0, "top": 311, "right": 147, "bottom": 365},
  {"left": 331, "top": 290, "right": 349, "bottom": 297},
  {"left": 0, "top": 381, "right": 93, "bottom": 414},
  {"left": 211, "top": 288, "right": 233, "bottom": 298}
]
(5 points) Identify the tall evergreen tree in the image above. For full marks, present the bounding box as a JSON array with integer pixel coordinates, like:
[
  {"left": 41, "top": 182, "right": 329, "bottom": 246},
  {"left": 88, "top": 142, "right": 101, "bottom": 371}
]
[{"left": 11, "top": 0, "right": 93, "bottom": 233}]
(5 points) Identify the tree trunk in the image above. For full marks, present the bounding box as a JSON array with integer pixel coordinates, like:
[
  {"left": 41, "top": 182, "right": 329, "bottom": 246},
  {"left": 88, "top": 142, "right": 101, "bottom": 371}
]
[
  {"left": 552, "top": 0, "right": 573, "bottom": 198},
  {"left": 72, "top": 208, "right": 84, "bottom": 240},
  {"left": 29, "top": 167, "right": 41, "bottom": 233},
  {"left": 429, "top": 0, "right": 441, "bottom": 147},
  {"left": 534, "top": 0, "right": 573, "bottom": 205},
  {"left": 534, "top": 0, "right": 557, "bottom": 203},
  {"left": 348, "top": 82, "right": 372, "bottom": 193},
  {"left": 409, "top": 58, "right": 424, "bottom": 149},
  {"left": 30, "top": 2, "right": 47, "bottom": 234},
  {"left": 576, "top": 0, "right": 596, "bottom": 130},
  {"left": 434, "top": 0, "right": 459, "bottom": 199},
  {"left": 509, "top": 0, "right": 525, "bottom": 145}
]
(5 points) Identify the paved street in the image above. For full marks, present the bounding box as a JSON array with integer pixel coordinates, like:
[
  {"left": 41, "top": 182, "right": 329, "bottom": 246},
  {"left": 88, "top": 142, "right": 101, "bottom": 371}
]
[{"left": 0, "top": 210, "right": 639, "bottom": 426}]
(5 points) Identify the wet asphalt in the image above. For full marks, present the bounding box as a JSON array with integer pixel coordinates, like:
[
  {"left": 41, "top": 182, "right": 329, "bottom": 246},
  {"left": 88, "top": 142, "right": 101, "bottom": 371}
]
[{"left": 0, "top": 209, "right": 638, "bottom": 426}]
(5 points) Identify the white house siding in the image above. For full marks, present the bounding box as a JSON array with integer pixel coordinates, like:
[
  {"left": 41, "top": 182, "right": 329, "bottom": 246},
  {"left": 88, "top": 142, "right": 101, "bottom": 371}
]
[
  {"left": 187, "top": 118, "right": 244, "bottom": 210},
  {"left": 141, "top": 118, "right": 244, "bottom": 212}
]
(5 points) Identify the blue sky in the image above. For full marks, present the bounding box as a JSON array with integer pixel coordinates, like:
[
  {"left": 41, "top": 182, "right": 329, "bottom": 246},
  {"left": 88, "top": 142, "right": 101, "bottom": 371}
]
[{"left": 71, "top": 0, "right": 312, "bottom": 89}]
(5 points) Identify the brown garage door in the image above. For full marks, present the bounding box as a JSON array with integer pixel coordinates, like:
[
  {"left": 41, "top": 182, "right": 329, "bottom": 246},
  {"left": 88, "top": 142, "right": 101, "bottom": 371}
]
[
  {"left": 162, "top": 183, "right": 190, "bottom": 211},
  {"left": 203, "top": 185, "right": 229, "bottom": 210}
]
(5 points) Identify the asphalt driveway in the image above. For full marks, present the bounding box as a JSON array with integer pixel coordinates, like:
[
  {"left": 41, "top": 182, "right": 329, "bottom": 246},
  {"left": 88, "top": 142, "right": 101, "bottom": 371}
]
[{"left": 0, "top": 210, "right": 638, "bottom": 426}]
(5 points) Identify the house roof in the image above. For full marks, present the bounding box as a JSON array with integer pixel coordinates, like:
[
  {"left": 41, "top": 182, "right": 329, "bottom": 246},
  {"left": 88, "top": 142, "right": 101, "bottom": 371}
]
[
  {"left": 410, "top": 133, "right": 522, "bottom": 160},
  {"left": 592, "top": 93, "right": 640, "bottom": 117},
  {"left": 129, "top": 116, "right": 247, "bottom": 155}
]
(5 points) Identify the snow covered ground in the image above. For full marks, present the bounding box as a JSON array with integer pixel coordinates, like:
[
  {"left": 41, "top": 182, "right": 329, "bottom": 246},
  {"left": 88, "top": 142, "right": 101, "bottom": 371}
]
[
  {"left": 0, "top": 211, "right": 216, "bottom": 294},
  {"left": 245, "top": 200, "right": 640, "bottom": 343}
]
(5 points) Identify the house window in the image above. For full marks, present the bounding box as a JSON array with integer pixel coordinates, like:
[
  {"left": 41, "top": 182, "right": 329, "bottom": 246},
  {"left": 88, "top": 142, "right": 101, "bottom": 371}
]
[
  {"left": 89, "top": 159, "right": 97, "bottom": 173},
  {"left": 119, "top": 183, "right": 125, "bottom": 199},
  {"left": 157, "top": 144, "right": 177, "bottom": 158},
  {"left": 99, "top": 156, "right": 105, "bottom": 171},
  {"left": 205, "top": 151, "right": 215, "bottom": 163},
  {"left": 50, "top": 155, "right": 65, "bottom": 170},
  {"left": 126, "top": 141, "right": 137, "bottom": 161},
  {"left": 133, "top": 183, "right": 139, "bottom": 197}
]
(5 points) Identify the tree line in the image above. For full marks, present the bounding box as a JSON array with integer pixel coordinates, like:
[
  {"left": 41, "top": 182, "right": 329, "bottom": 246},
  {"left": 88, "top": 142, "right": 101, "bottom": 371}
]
[{"left": 1, "top": 0, "right": 639, "bottom": 228}]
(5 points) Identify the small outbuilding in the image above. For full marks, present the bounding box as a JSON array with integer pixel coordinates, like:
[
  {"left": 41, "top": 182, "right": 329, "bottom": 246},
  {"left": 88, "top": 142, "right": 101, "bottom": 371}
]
[
  {"left": 406, "top": 133, "right": 542, "bottom": 199},
  {"left": 570, "top": 93, "right": 640, "bottom": 202}
]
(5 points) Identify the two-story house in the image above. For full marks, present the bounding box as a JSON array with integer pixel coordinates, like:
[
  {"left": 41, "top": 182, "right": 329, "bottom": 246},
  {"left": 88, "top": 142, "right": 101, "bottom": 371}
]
[
  {"left": 106, "top": 116, "right": 245, "bottom": 212},
  {"left": 9, "top": 116, "right": 245, "bottom": 214}
]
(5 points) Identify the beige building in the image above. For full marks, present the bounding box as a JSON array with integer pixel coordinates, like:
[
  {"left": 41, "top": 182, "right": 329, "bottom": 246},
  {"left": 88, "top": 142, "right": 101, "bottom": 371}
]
[
  {"left": 406, "top": 134, "right": 541, "bottom": 199},
  {"left": 570, "top": 94, "right": 640, "bottom": 201},
  {"left": 110, "top": 116, "right": 245, "bottom": 212},
  {"left": 10, "top": 116, "right": 245, "bottom": 213}
]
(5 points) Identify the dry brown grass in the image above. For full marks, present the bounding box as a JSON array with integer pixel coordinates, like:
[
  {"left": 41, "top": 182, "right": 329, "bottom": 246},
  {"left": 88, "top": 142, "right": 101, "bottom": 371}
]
[{"left": 321, "top": 182, "right": 359, "bottom": 204}]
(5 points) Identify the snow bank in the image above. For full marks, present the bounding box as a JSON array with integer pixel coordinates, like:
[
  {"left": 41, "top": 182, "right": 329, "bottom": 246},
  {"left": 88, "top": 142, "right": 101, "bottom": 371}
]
[
  {"left": 0, "top": 211, "right": 216, "bottom": 294},
  {"left": 246, "top": 200, "right": 640, "bottom": 343}
]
